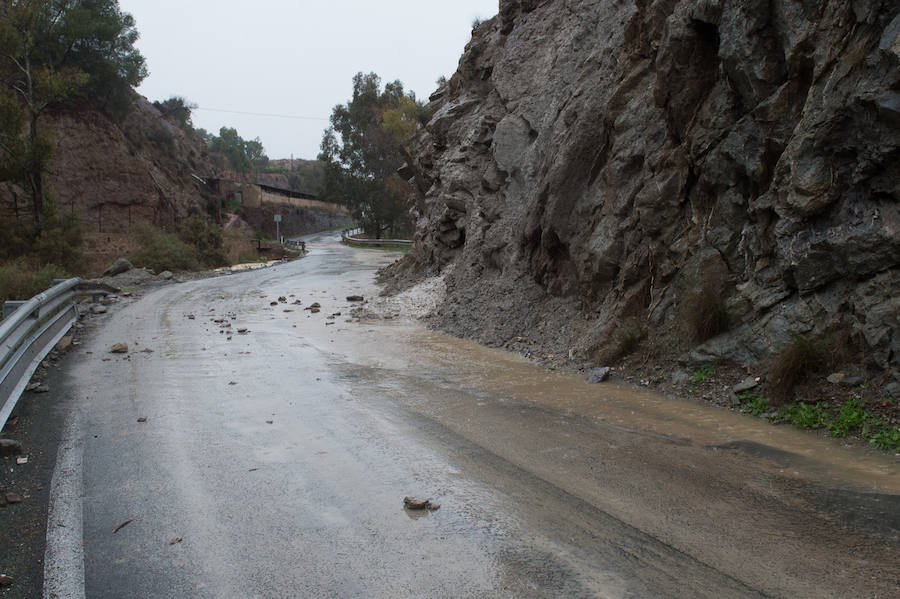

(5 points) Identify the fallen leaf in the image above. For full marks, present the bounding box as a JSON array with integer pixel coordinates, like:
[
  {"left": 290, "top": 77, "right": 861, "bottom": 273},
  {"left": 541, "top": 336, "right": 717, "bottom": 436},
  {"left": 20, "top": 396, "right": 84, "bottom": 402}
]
[{"left": 112, "top": 519, "right": 133, "bottom": 534}]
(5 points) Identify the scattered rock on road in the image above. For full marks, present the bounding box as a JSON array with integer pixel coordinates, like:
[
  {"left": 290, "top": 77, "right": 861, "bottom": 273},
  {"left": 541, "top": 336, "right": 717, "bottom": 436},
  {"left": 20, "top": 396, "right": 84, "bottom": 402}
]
[
  {"left": 587, "top": 367, "right": 612, "bottom": 383},
  {"left": 5, "top": 492, "right": 22, "bottom": 504},
  {"left": 346, "top": 295, "right": 364, "bottom": 302},
  {"left": 110, "top": 343, "right": 129, "bottom": 354},
  {"left": 403, "top": 497, "right": 440, "bottom": 511},
  {"left": 169, "top": 537, "right": 183, "bottom": 545},
  {"left": 137, "top": 417, "right": 147, "bottom": 423},
  {"left": 0, "top": 574, "right": 13, "bottom": 586},
  {"left": 91, "top": 305, "right": 108, "bottom": 314}
]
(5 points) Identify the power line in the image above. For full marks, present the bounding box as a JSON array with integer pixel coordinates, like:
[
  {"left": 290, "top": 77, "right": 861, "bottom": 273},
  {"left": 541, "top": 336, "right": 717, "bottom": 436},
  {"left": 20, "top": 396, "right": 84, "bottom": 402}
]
[{"left": 194, "top": 106, "right": 330, "bottom": 121}]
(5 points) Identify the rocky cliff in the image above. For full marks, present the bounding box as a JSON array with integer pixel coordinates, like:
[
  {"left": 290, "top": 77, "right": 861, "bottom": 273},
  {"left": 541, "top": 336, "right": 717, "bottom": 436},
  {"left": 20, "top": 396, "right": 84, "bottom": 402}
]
[{"left": 391, "top": 0, "right": 900, "bottom": 377}]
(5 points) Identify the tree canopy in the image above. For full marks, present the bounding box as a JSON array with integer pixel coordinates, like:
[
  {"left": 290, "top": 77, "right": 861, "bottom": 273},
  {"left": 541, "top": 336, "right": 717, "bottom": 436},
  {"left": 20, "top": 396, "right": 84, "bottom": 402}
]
[
  {"left": 208, "top": 126, "right": 269, "bottom": 174},
  {"left": 318, "top": 72, "right": 428, "bottom": 238}
]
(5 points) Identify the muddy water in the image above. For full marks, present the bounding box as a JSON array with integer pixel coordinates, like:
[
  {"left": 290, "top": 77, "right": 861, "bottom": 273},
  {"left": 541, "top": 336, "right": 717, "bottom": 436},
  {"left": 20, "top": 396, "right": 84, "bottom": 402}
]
[{"left": 342, "top": 322, "right": 900, "bottom": 493}]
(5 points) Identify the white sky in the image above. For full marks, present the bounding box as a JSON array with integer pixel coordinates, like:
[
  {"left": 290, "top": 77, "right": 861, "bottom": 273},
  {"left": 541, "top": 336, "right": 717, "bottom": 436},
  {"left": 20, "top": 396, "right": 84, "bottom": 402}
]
[{"left": 117, "top": 1, "right": 498, "bottom": 161}]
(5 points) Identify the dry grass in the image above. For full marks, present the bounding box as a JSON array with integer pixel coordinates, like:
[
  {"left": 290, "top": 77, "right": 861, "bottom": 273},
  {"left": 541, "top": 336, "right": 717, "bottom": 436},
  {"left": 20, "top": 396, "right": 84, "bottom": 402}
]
[
  {"left": 683, "top": 280, "right": 729, "bottom": 343},
  {"left": 767, "top": 336, "right": 826, "bottom": 404}
]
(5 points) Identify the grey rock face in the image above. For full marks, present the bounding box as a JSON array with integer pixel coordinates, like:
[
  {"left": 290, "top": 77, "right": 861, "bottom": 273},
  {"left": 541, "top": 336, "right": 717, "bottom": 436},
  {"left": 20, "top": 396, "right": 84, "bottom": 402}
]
[{"left": 393, "top": 0, "right": 900, "bottom": 373}]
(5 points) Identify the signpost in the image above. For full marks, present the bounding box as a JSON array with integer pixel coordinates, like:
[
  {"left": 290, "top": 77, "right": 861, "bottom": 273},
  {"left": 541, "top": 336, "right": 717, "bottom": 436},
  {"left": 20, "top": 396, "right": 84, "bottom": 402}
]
[{"left": 274, "top": 214, "right": 282, "bottom": 244}]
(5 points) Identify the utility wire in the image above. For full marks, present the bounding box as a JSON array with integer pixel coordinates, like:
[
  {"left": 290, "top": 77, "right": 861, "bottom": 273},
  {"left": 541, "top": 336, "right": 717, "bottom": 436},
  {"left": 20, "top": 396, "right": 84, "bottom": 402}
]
[{"left": 194, "top": 106, "right": 329, "bottom": 121}]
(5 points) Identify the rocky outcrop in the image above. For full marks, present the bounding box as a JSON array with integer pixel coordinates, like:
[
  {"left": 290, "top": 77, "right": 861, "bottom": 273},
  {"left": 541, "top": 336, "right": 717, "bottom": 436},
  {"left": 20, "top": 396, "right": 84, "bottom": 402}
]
[{"left": 390, "top": 0, "right": 900, "bottom": 373}]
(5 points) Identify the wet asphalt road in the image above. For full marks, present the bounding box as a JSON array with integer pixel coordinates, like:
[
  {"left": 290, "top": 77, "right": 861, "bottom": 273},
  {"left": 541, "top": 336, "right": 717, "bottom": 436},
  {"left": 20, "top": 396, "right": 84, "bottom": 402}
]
[{"left": 58, "top": 232, "right": 900, "bottom": 598}]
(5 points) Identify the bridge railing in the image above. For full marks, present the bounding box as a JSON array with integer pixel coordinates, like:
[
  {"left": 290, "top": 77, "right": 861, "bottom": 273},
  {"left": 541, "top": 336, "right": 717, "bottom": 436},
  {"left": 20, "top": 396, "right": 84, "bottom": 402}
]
[{"left": 1, "top": 278, "right": 115, "bottom": 430}]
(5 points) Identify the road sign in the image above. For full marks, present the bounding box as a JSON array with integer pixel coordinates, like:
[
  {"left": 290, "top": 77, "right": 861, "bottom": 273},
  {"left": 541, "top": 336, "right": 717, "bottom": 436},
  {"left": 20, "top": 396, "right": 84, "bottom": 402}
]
[{"left": 274, "top": 215, "right": 282, "bottom": 222}]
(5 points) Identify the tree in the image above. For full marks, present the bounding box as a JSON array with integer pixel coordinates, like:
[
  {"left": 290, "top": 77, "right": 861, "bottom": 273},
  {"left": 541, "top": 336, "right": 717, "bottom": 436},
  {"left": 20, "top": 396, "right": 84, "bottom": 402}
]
[
  {"left": 208, "top": 126, "right": 268, "bottom": 174},
  {"left": 0, "top": 0, "right": 147, "bottom": 222},
  {"left": 154, "top": 95, "right": 196, "bottom": 129},
  {"left": 318, "top": 72, "right": 423, "bottom": 238}
]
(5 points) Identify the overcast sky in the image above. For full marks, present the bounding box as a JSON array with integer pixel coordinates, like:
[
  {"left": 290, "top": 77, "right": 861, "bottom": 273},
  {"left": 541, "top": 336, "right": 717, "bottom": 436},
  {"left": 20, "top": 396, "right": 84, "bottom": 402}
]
[{"left": 117, "top": 1, "right": 498, "bottom": 161}]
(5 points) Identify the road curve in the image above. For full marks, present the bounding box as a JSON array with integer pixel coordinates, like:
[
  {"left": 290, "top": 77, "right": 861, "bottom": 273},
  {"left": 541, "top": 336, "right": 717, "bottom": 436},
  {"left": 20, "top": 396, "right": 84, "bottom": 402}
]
[{"left": 55, "top": 232, "right": 900, "bottom": 598}]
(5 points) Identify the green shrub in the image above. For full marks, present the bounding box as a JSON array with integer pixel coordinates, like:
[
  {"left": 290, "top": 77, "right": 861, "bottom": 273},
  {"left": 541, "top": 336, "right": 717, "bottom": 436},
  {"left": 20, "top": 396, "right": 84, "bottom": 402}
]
[
  {"left": 129, "top": 222, "right": 200, "bottom": 272},
  {"left": 868, "top": 425, "right": 900, "bottom": 452},
  {"left": 768, "top": 336, "right": 825, "bottom": 404},
  {"left": 740, "top": 392, "right": 768, "bottom": 416},
  {"left": 826, "top": 398, "right": 868, "bottom": 438},
  {"left": 176, "top": 214, "right": 228, "bottom": 268},
  {"left": 0, "top": 259, "right": 68, "bottom": 305},
  {"left": 689, "top": 365, "right": 715, "bottom": 393},
  {"left": 785, "top": 402, "right": 826, "bottom": 429},
  {"left": 31, "top": 211, "right": 83, "bottom": 271}
]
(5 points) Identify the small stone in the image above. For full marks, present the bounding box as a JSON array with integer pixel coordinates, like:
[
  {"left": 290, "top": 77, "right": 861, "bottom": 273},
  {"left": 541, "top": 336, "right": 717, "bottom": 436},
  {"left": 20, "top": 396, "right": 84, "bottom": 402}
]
[
  {"left": 56, "top": 336, "right": 74, "bottom": 353},
  {"left": 187, "top": 314, "right": 196, "bottom": 320},
  {"left": 884, "top": 382, "right": 900, "bottom": 399},
  {"left": 0, "top": 574, "right": 13, "bottom": 586},
  {"left": 278, "top": 296, "right": 287, "bottom": 303},
  {"left": 137, "top": 417, "right": 147, "bottom": 423},
  {"left": 5, "top": 492, "right": 22, "bottom": 504},
  {"left": 35, "top": 385, "right": 50, "bottom": 394},
  {"left": 838, "top": 376, "right": 864, "bottom": 387},
  {"left": 587, "top": 367, "right": 612, "bottom": 383},
  {"left": 346, "top": 295, "right": 364, "bottom": 302},
  {"left": 110, "top": 343, "right": 129, "bottom": 354},
  {"left": 237, "top": 328, "right": 249, "bottom": 334},
  {"left": 0, "top": 439, "right": 23, "bottom": 456},
  {"left": 169, "top": 537, "right": 183, "bottom": 545},
  {"left": 159, "top": 271, "right": 173, "bottom": 280},
  {"left": 728, "top": 391, "right": 741, "bottom": 406},
  {"left": 25, "top": 382, "right": 40, "bottom": 392},
  {"left": 270, "top": 301, "right": 278, "bottom": 306},
  {"left": 732, "top": 377, "right": 759, "bottom": 393},
  {"left": 827, "top": 372, "right": 847, "bottom": 384},
  {"left": 91, "top": 305, "right": 108, "bottom": 314}
]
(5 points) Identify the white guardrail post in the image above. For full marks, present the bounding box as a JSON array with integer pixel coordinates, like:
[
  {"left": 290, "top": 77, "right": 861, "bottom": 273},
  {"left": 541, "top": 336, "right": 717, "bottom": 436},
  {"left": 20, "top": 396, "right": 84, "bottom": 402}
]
[{"left": 0, "top": 278, "right": 115, "bottom": 430}]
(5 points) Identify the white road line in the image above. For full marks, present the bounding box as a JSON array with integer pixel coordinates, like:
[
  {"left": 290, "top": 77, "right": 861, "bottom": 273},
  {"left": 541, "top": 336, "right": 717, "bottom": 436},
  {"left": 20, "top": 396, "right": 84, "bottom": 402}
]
[{"left": 43, "top": 407, "right": 85, "bottom": 599}]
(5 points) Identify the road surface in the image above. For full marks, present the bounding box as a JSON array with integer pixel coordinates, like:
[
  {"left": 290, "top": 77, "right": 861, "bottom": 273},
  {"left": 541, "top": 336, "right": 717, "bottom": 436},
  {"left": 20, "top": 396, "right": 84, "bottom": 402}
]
[{"left": 50, "top": 232, "right": 900, "bottom": 598}]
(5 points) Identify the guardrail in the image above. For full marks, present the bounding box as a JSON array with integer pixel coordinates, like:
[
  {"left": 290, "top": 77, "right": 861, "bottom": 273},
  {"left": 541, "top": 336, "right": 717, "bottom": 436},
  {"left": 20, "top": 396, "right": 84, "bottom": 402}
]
[
  {"left": 1, "top": 278, "right": 116, "bottom": 430},
  {"left": 341, "top": 228, "right": 412, "bottom": 248}
]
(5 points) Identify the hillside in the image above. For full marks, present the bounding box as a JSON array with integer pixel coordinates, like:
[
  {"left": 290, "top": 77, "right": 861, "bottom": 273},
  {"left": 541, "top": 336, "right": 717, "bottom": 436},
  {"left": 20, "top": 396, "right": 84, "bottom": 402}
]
[{"left": 386, "top": 0, "right": 900, "bottom": 392}]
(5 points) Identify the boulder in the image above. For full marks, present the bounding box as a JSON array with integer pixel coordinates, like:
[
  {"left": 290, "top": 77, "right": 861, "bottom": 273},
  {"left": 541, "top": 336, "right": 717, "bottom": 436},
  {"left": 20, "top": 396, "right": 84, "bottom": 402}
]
[{"left": 103, "top": 258, "right": 133, "bottom": 277}]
